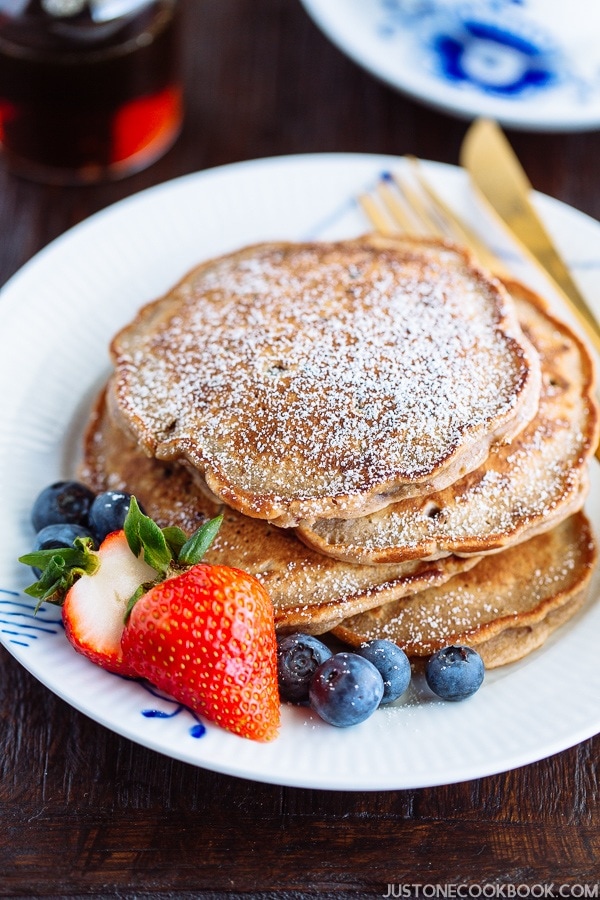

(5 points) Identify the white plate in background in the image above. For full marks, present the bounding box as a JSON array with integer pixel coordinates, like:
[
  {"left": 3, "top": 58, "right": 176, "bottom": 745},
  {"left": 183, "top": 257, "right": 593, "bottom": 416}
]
[{"left": 301, "top": 0, "right": 600, "bottom": 132}]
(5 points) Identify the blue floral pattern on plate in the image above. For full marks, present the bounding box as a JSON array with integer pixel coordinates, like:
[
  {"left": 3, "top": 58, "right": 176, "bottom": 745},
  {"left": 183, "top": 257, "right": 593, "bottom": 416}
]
[
  {"left": 0, "top": 590, "right": 62, "bottom": 647},
  {"left": 137, "top": 682, "right": 207, "bottom": 738},
  {"left": 1, "top": 589, "right": 207, "bottom": 738},
  {"left": 378, "top": 0, "right": 564, "bottom": 98}
]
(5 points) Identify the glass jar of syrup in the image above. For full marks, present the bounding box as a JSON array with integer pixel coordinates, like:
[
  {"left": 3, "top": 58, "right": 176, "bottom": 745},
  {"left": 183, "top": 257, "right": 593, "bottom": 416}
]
[{"left": 0, "top": 0, "right": 183, "bottom": 183}]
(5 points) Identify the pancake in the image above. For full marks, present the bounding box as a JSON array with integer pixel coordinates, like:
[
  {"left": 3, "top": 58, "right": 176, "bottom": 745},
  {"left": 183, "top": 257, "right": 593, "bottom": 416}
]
[
  {"left": 80, "top": 390, "right": 481, "bottom": 634},
  {"left": 332, "top": 512, "right": 597, "bottom": 668},
  {"left": 298, "top": 282, "right": 598, "bottom": 563},
  {"left": 107, "top": 235, "right": 541, "bottom": 527}
]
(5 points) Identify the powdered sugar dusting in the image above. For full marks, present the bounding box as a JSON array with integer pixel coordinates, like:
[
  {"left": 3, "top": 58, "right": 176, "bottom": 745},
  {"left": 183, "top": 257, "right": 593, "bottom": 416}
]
[
  {"left": 111, "top": 239, "right": 536, "bottom": 520},
  {"left": 338, "top": 515, "right": 592, "bottom": 654}
]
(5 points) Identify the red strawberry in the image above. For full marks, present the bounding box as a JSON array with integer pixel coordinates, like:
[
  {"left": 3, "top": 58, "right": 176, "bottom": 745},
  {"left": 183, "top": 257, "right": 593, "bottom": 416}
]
[
  {"left": 20, "top": 497, "right": 280, "bottom": 742},
  {"left": 61, "top": 530, "right": 156, "bottom": 675},
  {"left": 121, "top": 563, "right": 280, "bottom": 742}
]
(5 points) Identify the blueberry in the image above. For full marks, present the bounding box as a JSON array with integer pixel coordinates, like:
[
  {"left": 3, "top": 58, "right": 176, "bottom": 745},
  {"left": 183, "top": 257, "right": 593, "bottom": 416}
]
[
  {"left": 309, "top": 652, "right": 384, "bottom": 727},
  {"left": 425, "top": 645, "right": 485, "bottom": 701},
  {"left": 31, "top": 481, "right": 95, "bottom": 532},
  {"left": 31, "top": 523, "right": 96, "bottom": 577},
  {"left": 33, "top": 522, "right": 96, "bottom": 552},
  {"left": 277, "top": 633, "right": 333, "bottom": 703},
  {"left": 356, "top": 639, "right": 411, "bottom": 703},
  {"left": 88, "top": 490, "right": 135, "bottom": 543}
]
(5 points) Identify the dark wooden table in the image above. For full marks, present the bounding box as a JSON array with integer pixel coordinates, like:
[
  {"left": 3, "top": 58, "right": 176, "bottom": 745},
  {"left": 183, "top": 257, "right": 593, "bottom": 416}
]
[{"left": 1, "top": 2, "right": 600, "bottom": 896}]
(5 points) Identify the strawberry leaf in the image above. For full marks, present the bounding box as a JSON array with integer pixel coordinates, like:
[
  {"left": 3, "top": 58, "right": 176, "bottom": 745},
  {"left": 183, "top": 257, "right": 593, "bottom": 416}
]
[
  {"left": 177, "top": 514, "right": 223, "bottom": 565},
  {"left": 19, "top": 541, "right": 95, "bottom": 572},
  {"left": 124, "top": 497, "right": 173, "bottom": 575},
  {"left": 137, "top": 516, "right": 172, "bottom": 574},
  {"left": 18, "top": 538, "right": 99, "bottom": 607},
  {"left": 161, "top": 526, "right": 188, "bottom": 557},
  {"left": 123, "top": 496, "right": 144, "bottom": 557}
]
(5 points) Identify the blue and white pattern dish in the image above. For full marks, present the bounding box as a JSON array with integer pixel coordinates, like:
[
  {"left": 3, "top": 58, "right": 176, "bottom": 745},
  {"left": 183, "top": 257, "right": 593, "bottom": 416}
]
[
  {"left": 300, "top": 0, "right": 600, "bottom": 131},
  {"left": 1, "top": 153, "right": 600, "bottom": 789}
]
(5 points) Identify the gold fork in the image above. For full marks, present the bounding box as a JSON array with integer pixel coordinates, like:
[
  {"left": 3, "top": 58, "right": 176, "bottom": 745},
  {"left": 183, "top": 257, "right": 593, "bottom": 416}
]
[
  {"left": 358, "top": 160, "right": 600, "bottom": 463},
  {"left": 359, "top": 158, "right": 600, "bottom": 356},
  {"left": 359, "top": 158, "right": 511, "bottom": 278}
]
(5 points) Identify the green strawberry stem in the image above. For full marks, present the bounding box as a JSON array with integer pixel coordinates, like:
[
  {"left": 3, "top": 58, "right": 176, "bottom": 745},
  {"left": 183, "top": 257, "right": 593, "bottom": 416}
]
[
  {"left": 178, "top": 514, "right": 223, "bottom": 565},
  {"left": 124, "top": 582, "right": 153, "bottom": 620},
  {"left": 122, "top": 501, "right": 224, "bottom": 619},
  {"left": 18, "top": 537, "right": 99, "bottom": 606},
  {"left": 124, "top": 496, "right": 173, "bottom": 575},
  {"left": 18, "top": 493, "right": 224, "bottom": 611},
  {"left": 123, "top": 497, "right": 224, "bottom": 569}
]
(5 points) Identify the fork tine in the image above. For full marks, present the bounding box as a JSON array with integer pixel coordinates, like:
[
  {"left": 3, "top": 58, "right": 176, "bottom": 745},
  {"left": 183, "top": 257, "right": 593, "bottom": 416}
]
[
  {"left": 371, "top": 166, "right": 504, "bottom": 270},
  {"left": 407, "top": 157, "right": 512, "bottom": 278},
  {"left": 376, "top": 175, "right": 425, "bottom": 235},
  {"left": 387, "top": 172, "right": 445, "bottom": 238},
  {"left": 357, "top": 191, "right": 399, "bottom": 237}
]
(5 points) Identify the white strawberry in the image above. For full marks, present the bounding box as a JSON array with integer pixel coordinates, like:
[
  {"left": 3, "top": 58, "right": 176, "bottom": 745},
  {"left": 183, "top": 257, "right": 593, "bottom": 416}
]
[{"left": 61, "top": 530, "right": 156, "bottom": 674}]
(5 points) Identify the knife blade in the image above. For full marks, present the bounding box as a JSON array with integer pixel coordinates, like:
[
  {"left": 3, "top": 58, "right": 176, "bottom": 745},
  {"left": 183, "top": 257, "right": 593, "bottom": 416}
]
[{"left": 459, "top": 117, "right": 600, "bottom": 357}]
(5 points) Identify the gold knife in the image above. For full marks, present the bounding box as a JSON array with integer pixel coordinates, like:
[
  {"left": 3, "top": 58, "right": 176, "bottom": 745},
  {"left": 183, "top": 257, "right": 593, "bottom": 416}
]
[{"left": 460, "top": 117, "right": 600, "bottom": 358}]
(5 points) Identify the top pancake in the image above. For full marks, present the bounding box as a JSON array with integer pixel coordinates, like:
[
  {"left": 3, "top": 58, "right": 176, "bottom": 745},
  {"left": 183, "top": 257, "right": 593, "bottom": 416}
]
[{"left": 108, "top": 235, "right": 541, "bottom": 526}]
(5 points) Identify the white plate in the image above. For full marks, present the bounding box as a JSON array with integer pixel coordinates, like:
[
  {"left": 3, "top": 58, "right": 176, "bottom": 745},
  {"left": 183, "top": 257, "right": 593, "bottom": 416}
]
[
  {"left": 300, "top": 0, "right": 600, "bottom": 132},
  {"left": 1, "top": 152, "right": 599, "bottom": 791}
]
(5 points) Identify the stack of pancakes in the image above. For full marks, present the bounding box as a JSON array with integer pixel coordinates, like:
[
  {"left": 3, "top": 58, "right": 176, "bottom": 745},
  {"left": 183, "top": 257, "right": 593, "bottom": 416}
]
[{"left": 80, "top": 235, "right": 599, "bottom": 669}]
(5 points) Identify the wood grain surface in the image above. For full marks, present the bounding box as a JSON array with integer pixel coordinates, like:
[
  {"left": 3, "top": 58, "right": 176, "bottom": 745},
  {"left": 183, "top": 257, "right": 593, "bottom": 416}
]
[{"left": 1, "top": 2, "right": 599, "bottom": 896}]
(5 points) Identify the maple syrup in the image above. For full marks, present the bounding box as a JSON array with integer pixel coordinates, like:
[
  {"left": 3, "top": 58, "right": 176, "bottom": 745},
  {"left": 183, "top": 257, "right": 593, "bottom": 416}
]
[{"left": 0, "top": 0, "right": 182, "bottom": 183}]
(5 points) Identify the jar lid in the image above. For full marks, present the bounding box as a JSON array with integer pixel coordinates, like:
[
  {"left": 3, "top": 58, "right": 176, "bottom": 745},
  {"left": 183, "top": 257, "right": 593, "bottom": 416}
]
[
  {"left": 0, "top": 0, "right": 166, "bottom": 51},
  {"left": 40, "top": 0, "right": 154, "bottom": 22}
]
